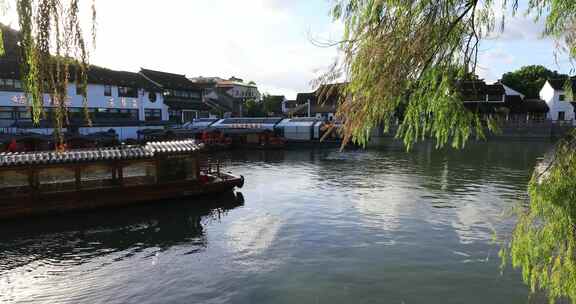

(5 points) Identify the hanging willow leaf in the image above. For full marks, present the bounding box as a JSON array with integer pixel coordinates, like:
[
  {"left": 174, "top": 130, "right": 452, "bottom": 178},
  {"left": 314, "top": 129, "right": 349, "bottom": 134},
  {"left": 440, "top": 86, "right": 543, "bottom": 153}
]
[
  {"left": 321, "top": 0, "right": 576, "bottom": 149},
  {"left": 14, "top": 0, "right": 95, "bottom": 144},
  {"left": 325, "top": 0, "right": 576, "bottom": 302}
]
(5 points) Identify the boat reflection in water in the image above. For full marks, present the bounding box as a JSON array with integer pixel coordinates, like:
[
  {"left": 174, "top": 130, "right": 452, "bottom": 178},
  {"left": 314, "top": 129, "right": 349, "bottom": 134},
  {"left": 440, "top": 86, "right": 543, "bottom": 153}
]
[{"left": 0, "top": 191, "right": 244, "bottom": 274}]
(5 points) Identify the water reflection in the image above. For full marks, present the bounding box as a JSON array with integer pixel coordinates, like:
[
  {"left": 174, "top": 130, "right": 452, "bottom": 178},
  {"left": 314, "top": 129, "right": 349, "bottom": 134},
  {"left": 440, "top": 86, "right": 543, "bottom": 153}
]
[
  {"left": 0, "top": 141, "right": 556, "bottom": 304},
  {"left": 0, "top": 192, "right": 243, "bottom": 303}
]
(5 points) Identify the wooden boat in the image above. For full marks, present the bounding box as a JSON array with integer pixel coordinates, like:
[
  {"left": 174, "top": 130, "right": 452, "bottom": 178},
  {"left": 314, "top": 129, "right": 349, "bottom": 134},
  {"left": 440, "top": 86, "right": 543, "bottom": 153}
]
[
  {"left": 138, "top": 128, "right": 233, "bottom": 151},
  {"left": 0, "top": 140, "right": 244, "bottom": 219},
  {"left": 223, "top": 129, "right": 286, "bottom": 150}
]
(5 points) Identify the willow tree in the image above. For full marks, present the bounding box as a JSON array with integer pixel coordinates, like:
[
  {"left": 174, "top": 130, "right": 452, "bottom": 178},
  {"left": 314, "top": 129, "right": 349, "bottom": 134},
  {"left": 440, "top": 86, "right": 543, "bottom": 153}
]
[
  {"left": 326, "top": 0, "right": 576, "bottom": 302},
  {"left": 0, "top": 0, "right": 96, "bottom": 143}
]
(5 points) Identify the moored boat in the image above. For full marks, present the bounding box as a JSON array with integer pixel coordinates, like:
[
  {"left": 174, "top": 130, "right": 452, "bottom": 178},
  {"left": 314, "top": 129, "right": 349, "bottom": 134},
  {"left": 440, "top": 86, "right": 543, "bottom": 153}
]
[{"left": 0, "top": 140, "right": 244, "bottom": 219}]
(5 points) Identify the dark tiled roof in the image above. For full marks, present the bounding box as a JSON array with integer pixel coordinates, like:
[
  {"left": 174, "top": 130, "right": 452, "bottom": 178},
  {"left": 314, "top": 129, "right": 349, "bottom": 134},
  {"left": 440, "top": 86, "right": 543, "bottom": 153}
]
[
  {"left": 509, "top": 99, "right": 549, "bottom": 113},
  {"left": 458, "top": 80, "right": 505, "bottom": 100},
  {"left": 140, "top": 68, "right": 201, "bottom": 91},
  {"left": 548, "top": 78, "right": 576, "bottom": 93},
  {"left": 164, "top": 99, "right": 211, "bottom": 111},
  {"left": 86, "top": 66, "right": 162, "bottom": 92},
  {"left": 296, "top": 87, "right": 339, "bottom": 114},
  {"left": 0, "top": 59, "right": 161, "bottom": 92},
  {"left": 0, "top": 25, "right": 160, "bottom": 91},
  {"left": 296, "top": 93, "right": 315, "bottom": 105},
  {"left": 462, "top": 102, "right": 500, "bottom": 113}
]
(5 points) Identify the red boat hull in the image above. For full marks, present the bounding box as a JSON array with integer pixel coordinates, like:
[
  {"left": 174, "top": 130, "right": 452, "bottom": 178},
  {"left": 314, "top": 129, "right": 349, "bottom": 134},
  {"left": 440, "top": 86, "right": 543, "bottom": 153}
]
[{"left": 0, "top": 174, "right": 244, "bottom": 219}]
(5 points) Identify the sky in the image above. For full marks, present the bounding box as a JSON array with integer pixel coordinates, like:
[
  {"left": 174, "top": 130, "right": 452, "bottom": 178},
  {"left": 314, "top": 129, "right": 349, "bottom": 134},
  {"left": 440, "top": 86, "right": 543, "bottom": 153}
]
[{"left": 0, "top": 0, "right": 573, "bottom": 99}]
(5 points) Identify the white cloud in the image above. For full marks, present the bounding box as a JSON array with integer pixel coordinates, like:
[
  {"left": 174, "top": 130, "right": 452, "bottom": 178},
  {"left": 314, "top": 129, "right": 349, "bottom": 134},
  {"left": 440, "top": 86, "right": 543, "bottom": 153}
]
[
  {"left": 488, "top": 14, "right": 546, "bottom": 41},
  {"left": 477, "top": 47, "right": 516, "bottom": 81},
  {"left": 4, "top": 1, "right": 566, "bottom": 95},
  {"left": 85, "top": 0, "right": 339, "bottom": 99},
  {"left": 0, "top": 0, "right": 339, "bottom": 99}
]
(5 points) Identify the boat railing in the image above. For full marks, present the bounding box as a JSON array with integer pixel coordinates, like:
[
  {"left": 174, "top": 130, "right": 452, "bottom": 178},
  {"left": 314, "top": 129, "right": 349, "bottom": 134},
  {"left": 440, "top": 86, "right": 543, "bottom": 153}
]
[
  {"left": 0, "top": 140, "right": 205, "bottom": 196},
  {"left": 200, "top": 159, "right": 221, "bottom": 175},
  {"left": 200, "top": 159, "right": 237, "bottom": 181}
]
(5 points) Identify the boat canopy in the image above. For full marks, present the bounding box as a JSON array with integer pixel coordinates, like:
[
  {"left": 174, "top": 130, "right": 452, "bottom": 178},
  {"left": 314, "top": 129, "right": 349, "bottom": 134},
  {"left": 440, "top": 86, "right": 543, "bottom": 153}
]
[
  {"left": 210, "top": 117, "right": 283, "bottom": 131},
  {"left": 275, "top": 117, "right": 323, "bottom": 128},
  {"left": 186, "top": 118, "right": 220, "bottom": 129},
  {"left": 275, "top": 118, "right": 325, "bottom": 141},
  {"left": 0, "top": 140, "right": 202, "bottom": 169}
]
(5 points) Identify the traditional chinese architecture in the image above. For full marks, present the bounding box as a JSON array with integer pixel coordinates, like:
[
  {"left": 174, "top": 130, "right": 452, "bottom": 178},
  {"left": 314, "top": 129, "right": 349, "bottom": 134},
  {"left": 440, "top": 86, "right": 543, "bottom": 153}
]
[
  {"left": 140, "top": 69, "right": 212, "bottom": 123},
  {"left": 190, "top": 76, "right": 261, "bottom": 117},
  {"left": 0, "top": 25, "right": 171, "bottom": 141},
  {"left": 540, "top": 78, "right": 576, "bottom": 122},
  {"left": 0, "top": 140, "right": 244, "bottom": 219}
]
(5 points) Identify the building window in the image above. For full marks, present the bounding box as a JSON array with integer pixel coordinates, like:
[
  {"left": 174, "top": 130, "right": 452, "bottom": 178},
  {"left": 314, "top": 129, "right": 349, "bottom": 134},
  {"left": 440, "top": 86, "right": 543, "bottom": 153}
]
[
  {"left": 0, "top": 79, "right": 23, "bottom": 91},
  {"left": 120, "top": 109, "right": 139, "bottom": 120},
  {"left": 91, "top": 108, "right": 139, "bottom": 122},
  {"left": 145, "top": 109, "right": 162, "bottom": 121},
  {"left": 0, "top": 107, "right": 14, "bottom": 120},
  {"left": 558, "top": 111, "right": 566, "bottom": 121},
  {"left": 559, "top": 94, "right": 566, "bottom": 101},
  {"left": 169, "top": 110, "right": 182, "bottom": 123},
  {"left": 165, "top": 90, "right": 200, "bottom": 99},
  {"left": 104, "top": 85, "right": 112, "bottom": 97},
  {"left": 149, "top": 92, "right": 157, "bottom": 103},
  {"left": 17, "top": 107, "right": 32, "bottom": 120},
  {"left": 118, "top": 86, "right": 138, "bottom": 98}
]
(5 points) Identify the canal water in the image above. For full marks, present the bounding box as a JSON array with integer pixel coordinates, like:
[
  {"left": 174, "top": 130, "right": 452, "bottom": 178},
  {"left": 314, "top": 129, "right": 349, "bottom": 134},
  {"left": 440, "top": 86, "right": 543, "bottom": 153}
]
[{"left": 0, "top": 141, "right": 553, "bottom": 303}]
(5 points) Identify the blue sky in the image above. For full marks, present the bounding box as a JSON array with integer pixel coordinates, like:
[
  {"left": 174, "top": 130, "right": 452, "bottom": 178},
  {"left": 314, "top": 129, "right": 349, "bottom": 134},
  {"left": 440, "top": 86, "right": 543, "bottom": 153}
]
[{"left": 0, "top": 0, "right": 573, "bottom": 99}]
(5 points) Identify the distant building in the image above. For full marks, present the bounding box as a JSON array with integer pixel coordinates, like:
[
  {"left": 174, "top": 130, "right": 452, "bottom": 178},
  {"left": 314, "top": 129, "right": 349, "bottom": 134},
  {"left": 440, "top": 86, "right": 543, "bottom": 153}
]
[
  {"left": 281, "top": 99, "right": 297, "bottom": 114},
  {"left": 459, "top": 80, "right": 549, "bottom": 121},
  {"left": 140, "top": 69, "right": 211, "bottom": 123},
  {"left": 0, "top": 60, "right": 166, "bottom": 139},
  {"left": 190, "top": 76, "right": 260, "bottom": 117},
  {"left": 295, "top": 84, "right": 342, "bottom": 121},
  {"left": 294, "top": 81, "right": 552, "bottom": 123},
  {"left": 539, "top": 78, "right": 576, "bottom": 122}
]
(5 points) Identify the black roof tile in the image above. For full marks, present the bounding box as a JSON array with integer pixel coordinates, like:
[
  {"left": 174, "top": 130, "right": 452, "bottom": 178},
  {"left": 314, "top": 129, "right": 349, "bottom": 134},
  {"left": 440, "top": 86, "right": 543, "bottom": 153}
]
[
  {"left": 0, "top": 140, "right": 201, "bottom": 168},
  {"left": 548, "top": 78, "right": 576, "bottom": 94},
  {"left": 140, "top": 68, "right": 202, "bottom": 91}
]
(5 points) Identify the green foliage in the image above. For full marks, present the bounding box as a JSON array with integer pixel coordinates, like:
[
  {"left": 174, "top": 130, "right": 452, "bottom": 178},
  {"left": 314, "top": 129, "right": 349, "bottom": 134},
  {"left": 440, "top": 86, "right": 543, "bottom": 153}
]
[
  {"left": 262, "top": 94, "right": 283, "bottom": 116},
  {"left": 501, "top": 132, "right": 576, "bottom": 303},
  {"left": 243, "top": 94, "right": 284, "bottom": 117},
  {"left": 325, "top": 0, "right": 503, "bottom": 149},
  {"left": 0, "top": 29, "right": 4, "bottom": 57},
  {"left": 326, "top": 0, "right": 576, "bottom": 149},
  {"left": 501, "top": 65, "right": 568, "bottom": 98},
  {"left": 10, "top": 0, "right": 96, "bottom": 144},
  {"left": 244, "top": 99, "right": 265, "bottom": 117},
  {"left": 397, "top": 68, "right": 487, "bottom": 149},
  {"left": 0, "top": 1, "right": 5, "bottom": 56},
  {"left": 326, "top": 2, "right": 576, "bottom": 302}
]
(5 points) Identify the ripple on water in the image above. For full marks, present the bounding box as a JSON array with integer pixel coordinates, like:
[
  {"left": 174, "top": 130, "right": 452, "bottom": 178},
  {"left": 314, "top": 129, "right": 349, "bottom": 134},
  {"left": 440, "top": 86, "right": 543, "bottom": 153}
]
[{"left": 0, "top": 143, "right": 552, "bottom": 304}]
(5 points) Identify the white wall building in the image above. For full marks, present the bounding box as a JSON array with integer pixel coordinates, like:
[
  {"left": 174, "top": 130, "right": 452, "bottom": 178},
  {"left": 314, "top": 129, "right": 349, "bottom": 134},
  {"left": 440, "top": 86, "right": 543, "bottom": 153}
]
[
  {"left": 190, "top": 76, "right": 261, "bottom": 117},
  {"left": 540, "top": 79, "right": 576, "bottom": 122},
  {"left": 0, "top": 62, "right": 168, "bottom": 140}
]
